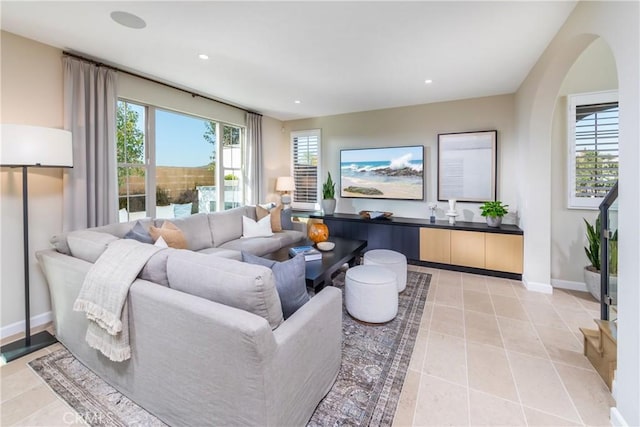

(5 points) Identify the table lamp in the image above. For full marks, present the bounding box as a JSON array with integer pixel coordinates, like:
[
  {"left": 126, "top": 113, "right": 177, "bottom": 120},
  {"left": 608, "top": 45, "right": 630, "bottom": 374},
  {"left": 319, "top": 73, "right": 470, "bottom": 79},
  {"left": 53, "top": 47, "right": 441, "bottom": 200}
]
[
  {"left": 276, "top": 176, "right": 295, "bottom": 209},
  {"left": 0, "top": 124, "right": 73, "bottom": 363}
]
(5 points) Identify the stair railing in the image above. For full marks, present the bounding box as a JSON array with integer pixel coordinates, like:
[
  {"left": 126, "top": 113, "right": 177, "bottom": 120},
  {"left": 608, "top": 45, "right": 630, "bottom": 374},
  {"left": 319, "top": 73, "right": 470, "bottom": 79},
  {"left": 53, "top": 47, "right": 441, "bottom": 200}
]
[{"left": 599, "top": 181, "right": 618, "bottom": 320}]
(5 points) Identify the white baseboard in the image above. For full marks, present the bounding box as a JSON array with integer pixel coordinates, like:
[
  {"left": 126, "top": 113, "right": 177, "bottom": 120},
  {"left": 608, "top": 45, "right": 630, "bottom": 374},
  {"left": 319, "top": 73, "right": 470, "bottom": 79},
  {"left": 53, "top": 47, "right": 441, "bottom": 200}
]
[
  {"left": 1, "top": 311, "right": 52, "bottom": 340},
  {"left": 551, "top": 278, "right": 588, "bottom": 292},
  {"left": 522, "top": 277, "right": 553, "bottom": 294},
  {"left": 610, "top": 407, "right": 629, "bottom": 427}
]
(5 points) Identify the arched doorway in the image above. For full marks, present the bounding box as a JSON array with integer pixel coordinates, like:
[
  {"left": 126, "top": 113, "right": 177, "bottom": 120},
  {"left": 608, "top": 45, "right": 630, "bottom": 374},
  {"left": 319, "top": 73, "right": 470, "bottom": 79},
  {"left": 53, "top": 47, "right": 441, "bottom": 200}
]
[{"left": 515, "top": 2, "right": 639, "bottom": 424}]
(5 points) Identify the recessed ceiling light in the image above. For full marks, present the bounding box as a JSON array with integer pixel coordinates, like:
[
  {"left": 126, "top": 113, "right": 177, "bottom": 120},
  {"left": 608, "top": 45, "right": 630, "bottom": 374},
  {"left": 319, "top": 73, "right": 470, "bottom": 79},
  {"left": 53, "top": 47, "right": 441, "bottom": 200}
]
[
  {"left": 110, "top": 11, "right": 146, "bottom": 29},
  {"left": 294, "top": 100, "right": 301, "bottom": 104},
  {"left": 424, "top": 79, "right": 433, "bottom": 84},
  {"left": 198, "top": 54, "right": 209, "bottom": 60}
]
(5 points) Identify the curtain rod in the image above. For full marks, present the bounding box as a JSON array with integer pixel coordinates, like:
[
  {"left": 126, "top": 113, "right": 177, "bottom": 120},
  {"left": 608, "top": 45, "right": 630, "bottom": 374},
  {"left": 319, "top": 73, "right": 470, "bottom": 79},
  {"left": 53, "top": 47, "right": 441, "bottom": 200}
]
[{"left": 62, "top": 52, "right": 262, "bottom": 117}]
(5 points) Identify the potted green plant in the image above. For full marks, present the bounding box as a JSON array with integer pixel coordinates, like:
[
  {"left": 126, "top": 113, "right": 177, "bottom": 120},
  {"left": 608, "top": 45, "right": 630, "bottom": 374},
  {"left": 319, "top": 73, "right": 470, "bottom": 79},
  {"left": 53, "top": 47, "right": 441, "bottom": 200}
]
[
  {"left": 583, "top": 215, "right": 618, "bottom": 301},
  {"left": 479, "top": 201, "right": 508, "bottom": 227},
  {"left": 321, "top": 172, "right": 336, "bottom": 215}
]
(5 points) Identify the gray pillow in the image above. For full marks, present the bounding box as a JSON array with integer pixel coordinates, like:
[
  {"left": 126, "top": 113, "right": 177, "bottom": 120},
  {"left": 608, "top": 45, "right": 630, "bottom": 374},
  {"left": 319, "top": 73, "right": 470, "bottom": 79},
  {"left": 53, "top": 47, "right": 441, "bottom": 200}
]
[
  {"left": 124, "top": 221, "right": 154, "bottom": 244},
  {"left": 242, "top": 251, "right": 309, "bottom": 319},
  {"left": 280, "top": 209, "right": 293, "bottom": 230}
]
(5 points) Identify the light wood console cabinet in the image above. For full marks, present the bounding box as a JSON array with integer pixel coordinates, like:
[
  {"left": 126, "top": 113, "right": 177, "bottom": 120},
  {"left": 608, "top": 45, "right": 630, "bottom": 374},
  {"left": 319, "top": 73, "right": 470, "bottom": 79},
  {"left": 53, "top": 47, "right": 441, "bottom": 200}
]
[
  {"left": 484, "top": 233, "right": 524, "bottom": 274},
  {"left": 419, "top": 228, "right": 451, "bottom": 264},
  {"left": 419, "top": 228, "right": 523, "bottom": 275},
  {"left": 308, "top": 213, "right": 524, "bottom": 279}
]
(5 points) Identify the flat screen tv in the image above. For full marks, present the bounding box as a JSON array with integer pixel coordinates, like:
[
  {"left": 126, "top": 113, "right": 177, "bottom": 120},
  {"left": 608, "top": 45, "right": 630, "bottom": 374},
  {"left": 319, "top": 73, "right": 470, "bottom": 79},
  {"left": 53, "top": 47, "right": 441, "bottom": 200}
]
[{"left": 340, "top": 145, "right": 424, "bottom": 200}]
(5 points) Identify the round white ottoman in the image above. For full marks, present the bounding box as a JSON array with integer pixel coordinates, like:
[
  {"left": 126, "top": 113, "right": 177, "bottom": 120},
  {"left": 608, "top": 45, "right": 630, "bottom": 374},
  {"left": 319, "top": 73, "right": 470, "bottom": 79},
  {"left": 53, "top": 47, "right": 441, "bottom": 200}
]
[
  {"left": 363, "top": 249, "right": 408, "bottom": 292},
  {"left": 345, "top": 265, "right": 398, "bottom": 323}
]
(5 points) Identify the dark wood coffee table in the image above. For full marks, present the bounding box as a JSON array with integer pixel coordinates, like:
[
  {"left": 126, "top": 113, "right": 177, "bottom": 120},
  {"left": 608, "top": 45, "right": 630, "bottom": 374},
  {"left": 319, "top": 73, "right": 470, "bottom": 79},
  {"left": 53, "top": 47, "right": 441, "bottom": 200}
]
[{"left": 264, "top": 236, "right": 367, "bottom": 292}]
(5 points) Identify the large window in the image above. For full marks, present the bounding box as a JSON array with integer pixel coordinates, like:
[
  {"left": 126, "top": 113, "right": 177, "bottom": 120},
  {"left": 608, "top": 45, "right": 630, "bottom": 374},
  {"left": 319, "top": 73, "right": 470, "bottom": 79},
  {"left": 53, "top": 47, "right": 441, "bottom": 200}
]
[
  {"left": 117, "top": 99, "right": 245, "bottom": 221},
  {"left": 567, "top": 90, "right": 619, "bottom": 209},
  {"left": 291, "top": 129, "right": 321, "bottom": 210},
  {"left": 117, "top": 102, "right": 147, "bottom": 218}
]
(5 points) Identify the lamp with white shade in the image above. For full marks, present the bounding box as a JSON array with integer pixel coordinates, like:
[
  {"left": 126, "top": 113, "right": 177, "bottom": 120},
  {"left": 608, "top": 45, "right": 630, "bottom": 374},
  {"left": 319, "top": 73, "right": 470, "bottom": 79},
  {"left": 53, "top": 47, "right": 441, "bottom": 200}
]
[
  {"left": 275, "top": 176, "right": 295, "bottom": 209},
  {"left": 0, "top": 124, "right": 73, "bottom": 363}
]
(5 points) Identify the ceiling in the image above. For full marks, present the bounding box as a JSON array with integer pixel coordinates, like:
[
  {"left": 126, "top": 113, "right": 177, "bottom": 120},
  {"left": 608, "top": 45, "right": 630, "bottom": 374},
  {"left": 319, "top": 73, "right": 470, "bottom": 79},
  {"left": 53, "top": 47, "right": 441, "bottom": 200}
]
[{"left": 1, "top": 1, "right": 577, "bottom": 121}]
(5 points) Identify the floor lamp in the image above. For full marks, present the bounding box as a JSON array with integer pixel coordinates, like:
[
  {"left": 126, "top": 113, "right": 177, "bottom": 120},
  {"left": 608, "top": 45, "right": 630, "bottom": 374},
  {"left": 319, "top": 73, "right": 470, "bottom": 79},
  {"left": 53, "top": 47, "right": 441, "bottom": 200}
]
[{"left": 0, "top": 124, "right": 73, "bottom": 364}]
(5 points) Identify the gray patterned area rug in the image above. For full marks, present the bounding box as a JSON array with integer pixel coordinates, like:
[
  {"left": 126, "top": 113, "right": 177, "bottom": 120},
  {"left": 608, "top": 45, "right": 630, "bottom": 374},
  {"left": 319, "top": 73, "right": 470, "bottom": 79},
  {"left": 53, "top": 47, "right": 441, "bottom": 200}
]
[{"left": 29, "top": 270, "right": 430, "bottom": 427}]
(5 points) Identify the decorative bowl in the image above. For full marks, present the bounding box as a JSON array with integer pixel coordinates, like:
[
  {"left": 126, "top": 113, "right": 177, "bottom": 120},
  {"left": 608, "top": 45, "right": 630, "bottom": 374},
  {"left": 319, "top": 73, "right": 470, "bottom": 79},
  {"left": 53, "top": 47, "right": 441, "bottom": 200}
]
[
  {"left": 359, "top": 210, "right": 393, "bottom": 220},
  {"left": 316, "top": 241, "right": 335, "bottom": 251},
  {"left": 308, "top": 222, "right": 329, "bottom": 243}
]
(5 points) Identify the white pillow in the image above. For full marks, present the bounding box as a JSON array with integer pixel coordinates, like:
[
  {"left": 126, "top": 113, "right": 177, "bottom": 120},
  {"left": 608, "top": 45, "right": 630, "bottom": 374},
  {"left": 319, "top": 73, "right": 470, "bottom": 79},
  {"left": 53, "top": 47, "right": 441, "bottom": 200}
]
[
  {"left": 242, "top": 214, "right": 274, "bottom": 238},
  {"left": 154, "top": 235, "right": 169, "bottom": 248},
  {"left": 118, "top": 208, "right": 129, "bottom": 223}
]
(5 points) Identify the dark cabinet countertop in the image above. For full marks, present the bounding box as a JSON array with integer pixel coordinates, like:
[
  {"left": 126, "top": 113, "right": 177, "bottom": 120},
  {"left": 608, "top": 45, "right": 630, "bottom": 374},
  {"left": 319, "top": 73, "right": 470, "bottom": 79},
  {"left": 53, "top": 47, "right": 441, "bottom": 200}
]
[{"left": 307, "top": 212, "right": 523, "bottom": 235}]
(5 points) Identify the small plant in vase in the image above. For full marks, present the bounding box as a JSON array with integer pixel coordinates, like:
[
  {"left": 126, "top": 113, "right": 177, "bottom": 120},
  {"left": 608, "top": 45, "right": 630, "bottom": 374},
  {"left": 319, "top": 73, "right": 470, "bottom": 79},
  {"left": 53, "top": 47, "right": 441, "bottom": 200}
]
[
  {"left": 480, "top": 201, "right": 508, "bottom": 227},
  {"left": 321, "top": 172, "right": 336, "bottom": 215}
]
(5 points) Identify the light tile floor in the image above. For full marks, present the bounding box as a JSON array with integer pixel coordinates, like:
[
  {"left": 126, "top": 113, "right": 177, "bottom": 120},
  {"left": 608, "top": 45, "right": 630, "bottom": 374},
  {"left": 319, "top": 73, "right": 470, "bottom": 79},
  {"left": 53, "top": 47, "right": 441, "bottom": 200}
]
[
  {"left": 0, "top": 267, "right": 614, "bottom": 426},
  {"left": 393, "top": 266, "right": 615, "bottom": 427}
]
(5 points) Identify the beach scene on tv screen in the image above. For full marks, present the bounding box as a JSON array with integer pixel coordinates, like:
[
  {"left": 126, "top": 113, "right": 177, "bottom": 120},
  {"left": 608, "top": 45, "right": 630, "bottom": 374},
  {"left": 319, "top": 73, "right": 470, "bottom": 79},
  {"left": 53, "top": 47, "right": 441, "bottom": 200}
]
[{"left": 341, "top": 146, "right": 424, "bottom": 200}]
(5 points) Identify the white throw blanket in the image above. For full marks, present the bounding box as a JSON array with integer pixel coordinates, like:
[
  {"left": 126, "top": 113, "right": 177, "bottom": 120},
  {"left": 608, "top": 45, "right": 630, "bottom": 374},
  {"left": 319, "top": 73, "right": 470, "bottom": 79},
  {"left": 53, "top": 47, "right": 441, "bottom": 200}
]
[{"left": 73, "top": 239, "right": 161, "bottom": 362}]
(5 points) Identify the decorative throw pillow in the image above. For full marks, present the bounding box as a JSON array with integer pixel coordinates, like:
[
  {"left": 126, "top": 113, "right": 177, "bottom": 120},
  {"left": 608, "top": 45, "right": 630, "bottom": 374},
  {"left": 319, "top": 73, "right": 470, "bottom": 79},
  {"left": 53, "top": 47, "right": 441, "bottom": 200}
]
[
  {"left": 118, "top": 208, "right": 128, "bottom": 223},
  {"left": 257, "top": 202, "right": 276, "bottom": 215},
  {"left": 268, "top": 204, "right": 283, "bottom": 232},
  {"left": 242, "top": 251, "right": 309, "bottom": 319},
  {"left": 123, "top": 220, "right": 154, "bottom": 244},
  {"left": 256, "top": 203, "right": 283, "bottom": 232},
  {"left": 154, "top": 235, "right": 169, "bottom": 248},
  {"left": 149, "top": 221, "right": 188, "bottom": 249},
  {"left": 242, "top": 215, "right": 274, "bottom": 238},
  {"left": 173, "top": 203, "right": 192, "bottom": 218},
  {"left": 256, "top": 204, "right": 270, "bottom": 220}
]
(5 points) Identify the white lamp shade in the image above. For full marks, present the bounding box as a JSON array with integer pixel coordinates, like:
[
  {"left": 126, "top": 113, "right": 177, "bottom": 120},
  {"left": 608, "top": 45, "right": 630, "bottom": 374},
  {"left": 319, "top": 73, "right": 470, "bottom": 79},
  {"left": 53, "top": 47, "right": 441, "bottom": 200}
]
[
  {"left": 0, "top": 124, "right": 73, "bottom": 167},
  {"left": 276, "top": 176, "right": 295, "bottom": 192}
]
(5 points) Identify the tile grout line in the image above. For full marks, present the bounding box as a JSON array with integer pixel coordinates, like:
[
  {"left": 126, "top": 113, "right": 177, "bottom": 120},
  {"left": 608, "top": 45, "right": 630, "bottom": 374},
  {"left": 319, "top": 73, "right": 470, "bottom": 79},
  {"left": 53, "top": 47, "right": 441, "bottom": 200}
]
[
  {"left": 488, "top": 280, "right": 530, "bottom": 426},
  {"left": 546, "top": 290, "right": 614, "bottom": 391},
  {"left": 410, "top": 268, "right": 438, "bottom": 426},
  {"left": 0, "top": 367, "right": 46, "bottom": 405},
  {"left": 520, "top": 292, "right": 587, "bottom": 426},
  {"left": 461, "top": 273, "right": 471, "bottom": 427}
]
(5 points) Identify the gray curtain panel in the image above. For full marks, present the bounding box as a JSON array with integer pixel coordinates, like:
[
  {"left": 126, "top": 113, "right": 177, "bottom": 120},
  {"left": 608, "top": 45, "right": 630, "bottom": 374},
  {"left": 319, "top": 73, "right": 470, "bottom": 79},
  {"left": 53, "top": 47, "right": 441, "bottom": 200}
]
[
  {"left": 62, "top": 56, "right": 118, "bottom": 231},
  {"left": 245, "top": 112, "right": 263, "bottom": 204}
]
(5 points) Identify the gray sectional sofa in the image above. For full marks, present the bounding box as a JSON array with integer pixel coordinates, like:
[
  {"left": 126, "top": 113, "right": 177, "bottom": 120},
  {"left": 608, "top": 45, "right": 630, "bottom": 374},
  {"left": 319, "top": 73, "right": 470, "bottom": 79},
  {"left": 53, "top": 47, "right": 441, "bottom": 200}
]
[{"left": 37, "top": 205, "right": 343, "bottom": 426}]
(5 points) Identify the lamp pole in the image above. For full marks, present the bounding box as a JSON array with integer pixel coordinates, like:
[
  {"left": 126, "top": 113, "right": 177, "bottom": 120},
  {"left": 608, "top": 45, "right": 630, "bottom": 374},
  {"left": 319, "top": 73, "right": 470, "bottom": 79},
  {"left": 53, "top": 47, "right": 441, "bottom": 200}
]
[
  {"left": 22, "top": 166, "right": 31, "bottom": 347},
  {"left": 0, "top": 124, "right": 71, "bottom": 364}
]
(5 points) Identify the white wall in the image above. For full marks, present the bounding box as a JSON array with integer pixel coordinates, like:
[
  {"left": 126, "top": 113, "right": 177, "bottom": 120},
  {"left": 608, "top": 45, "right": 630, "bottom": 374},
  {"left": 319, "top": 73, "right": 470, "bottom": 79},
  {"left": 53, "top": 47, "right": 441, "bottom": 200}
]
[
  {"left": 550, "top": 38, "right": 618, "bottom": 284},
  {"left": 1, "top": 31, "right": 64, "bottom": 333},
  {"left": 283, "top": 94, "right": 518, "bottom": 222},
  {"left": 262, "top": 116, "right": 288, "bottom": 204},
  {"left": 515, "top": 1, "right": 639, "bottom": 424}
]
